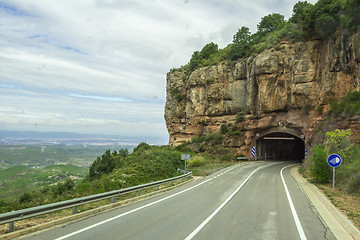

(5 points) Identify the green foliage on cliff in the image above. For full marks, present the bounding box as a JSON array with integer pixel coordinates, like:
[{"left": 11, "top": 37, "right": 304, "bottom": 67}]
[
  {"left": 328, "top": 91, "right": 360, "bottom": 117},
  {"left": 188, "top": 42, "right": 231, "bottom": 71},
  {"left": 180, "top": 0, "right": 360, "bottom": 72}
]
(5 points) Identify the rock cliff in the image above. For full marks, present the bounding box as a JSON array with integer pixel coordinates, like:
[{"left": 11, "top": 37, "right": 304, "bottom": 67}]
[{"left": 165, "top": 30, "right": 360, "bottom": 155}]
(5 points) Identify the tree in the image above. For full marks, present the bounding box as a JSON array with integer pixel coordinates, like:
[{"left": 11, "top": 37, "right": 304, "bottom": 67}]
[
  {"left": 233, "top": 26, "right": 251, "bottom": 44},
  {"left": 133, "top": 142, "right": 150, "bottom": 152},
  {"left": 230, "top": 26, "right": 251, "bottom": 60},
  {"left": 199, "top": 42, "right": 218, "bottom": 59},
  {"left": 325, "top": 129, "right": 353, "bottom": 161},
  {"left": 257, "top": 13, "right": 285, "bottom": 34},
  {"left": 118, "top": 148, "right": 129, "bottom": 158},
  {"left": 315, "top": 14, "right": 337, "bottom": 39},
  {"left": 89, "top": 150, "right": 116, "bottom": 179},
  {"left": 189, "top": 51, "right": 201, "bottom": 71},
  {"left": 188, "top": 42, "right": 219, "bottom": 71},
  {"left": 290, "top": 1, "right": 315, "bottom": 37},
  {"left": 341, "top": 0, "right": 360, "bottom": 31},
  {"left": 313, "top": 0, "right": 342, "bottom": 38}
]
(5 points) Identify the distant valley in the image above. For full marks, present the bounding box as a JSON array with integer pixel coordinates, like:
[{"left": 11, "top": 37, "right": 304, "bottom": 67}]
[{"left": 0, "top": 131, "right": 141, "bottom": 200}]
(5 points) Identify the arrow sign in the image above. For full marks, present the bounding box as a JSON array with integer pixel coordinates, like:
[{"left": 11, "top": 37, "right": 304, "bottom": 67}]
[{"left": 328, "top": 154, "right": 342, "bottom": 168}]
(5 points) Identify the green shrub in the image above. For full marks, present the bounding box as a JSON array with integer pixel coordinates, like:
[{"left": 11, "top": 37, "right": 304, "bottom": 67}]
[
  {"left": 347, "top": 174, "right": 360, "bottom": 194},
  {"left": 19, "top": 192, "right": 33, "bottom": 204},
  {"left": 188, "top": 156, "right": 206, "bottom": 167},
  {"left": 204, "top": 134, "right": 215, "bottom": 142},
  {"left": 316, "top": 106, "right": 324, "bottom": 114},
  {"left": 174, "top": 93, "right": 184, "bottom": 101},
  {"left": 171, "top": 87, "right": 180, "bottom": 95},
  {"left": 274, "top": 44, "right": 282, "bottom": 51},
  {"left": 304, "top": 104, "right": 313, "bottom": 115},
  {"left": 206, "top": 77, "right": 215, "bottom": 85},
  {"left": 133, "top": 142, "right": 150, "bottom": 152},
  {"left": 328, "top": 91, "right": 360, "bottom": 116},
  {"left": 236, "top": 113, "right": 245, "bottom": 123},
  {"left": 220, "top": 154, "right": 232, "bottom": 162},
  {"left": 220, "top": 124, "right": 228, "bottom": 134},
  {"left": 310, "top": 145, "right": 332, "bottom": 183},
  {"left": 213, "top": 134, "right": 224, "bottom": 145},
  {"left": 325, "top": 129, "right": 352, "bottom": 161},
  {"left": 191, "top": 135, "right": 205, "bottom": 144}
]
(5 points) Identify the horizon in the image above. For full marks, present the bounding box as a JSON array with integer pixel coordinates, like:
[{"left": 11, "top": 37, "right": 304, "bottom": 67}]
[{"left": 0, "top": 130, "right": 167, "bottom": 146}]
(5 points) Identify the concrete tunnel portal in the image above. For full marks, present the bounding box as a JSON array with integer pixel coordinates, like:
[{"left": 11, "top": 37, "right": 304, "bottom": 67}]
[{"left": 256, "top": 132, "right": 305, "bottom": 161}]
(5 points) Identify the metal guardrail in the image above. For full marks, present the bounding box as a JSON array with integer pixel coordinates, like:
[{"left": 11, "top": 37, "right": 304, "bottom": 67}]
[
  {"left": 236, "top": 157, "right": 256, "bottom": 161},
  {"left": 0, "top": 172, "right": 192, "bottom": 232},
  {"left": 236, "top": 157, "right": 266, "bottom": 161}
]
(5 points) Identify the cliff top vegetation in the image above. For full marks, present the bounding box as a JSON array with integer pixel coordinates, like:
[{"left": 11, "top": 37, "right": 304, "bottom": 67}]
[{"left": 173, "top": 0, "right": 360, "bottom": 73}]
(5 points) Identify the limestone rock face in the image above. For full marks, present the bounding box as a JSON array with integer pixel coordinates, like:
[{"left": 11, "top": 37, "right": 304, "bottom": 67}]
[{"left": 165, "top": 30, "right": 360, "bottom": 150}]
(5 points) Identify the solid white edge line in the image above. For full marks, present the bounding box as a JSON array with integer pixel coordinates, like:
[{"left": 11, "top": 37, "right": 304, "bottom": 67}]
[
  {"left": 54, "top": 178, "right": 212, "bottom": 240},
  {"left": 184, "top": 162, "right": 280, "bottom": 240},
  {"left": 280, "top": 165, "right": 307, "bottom": 240}
]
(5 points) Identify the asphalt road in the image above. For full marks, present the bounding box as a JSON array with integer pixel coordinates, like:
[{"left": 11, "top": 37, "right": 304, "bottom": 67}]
[{"left": 23, "top": 161, "right": 336, "bottom": 240}]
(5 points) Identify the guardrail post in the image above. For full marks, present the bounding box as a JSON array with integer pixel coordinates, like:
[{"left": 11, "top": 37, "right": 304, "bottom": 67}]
[
  {"left": 111, "top": 197, "right": 115, "bottom": 203},
  {"left": 9, "top": 221, "right": 14, "bottom": 232},
  {"left": 138, "top": 190, "right": 141, "bottom": 196},
  {"left": 171, "top": 181, "right": 173, "bottom": 186},
  {"left": 181, "top": 177, "right": 183, "bottom": 183},
  {"left": 157, "top": 185, "right": 159, "bottom": 191},
  {"left": 72, "top": 206, "right": 77, "bottom": 214}
]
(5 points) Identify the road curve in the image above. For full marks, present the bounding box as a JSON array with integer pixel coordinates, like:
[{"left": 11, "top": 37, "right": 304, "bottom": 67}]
[{"left": 23, "top": 161, "right": 336, "bottom": 240}]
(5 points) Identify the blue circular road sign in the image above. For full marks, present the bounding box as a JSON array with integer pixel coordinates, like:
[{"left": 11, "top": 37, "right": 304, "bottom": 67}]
[{"left": 328, "top": 154, "right": 342, "bottom": 168}]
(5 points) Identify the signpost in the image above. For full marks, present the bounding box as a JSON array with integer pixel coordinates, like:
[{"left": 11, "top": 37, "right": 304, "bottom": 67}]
[
  {"left": 181, "top": 154, "right": 190, "bottom": 172},
  {"left": 327, "top": 154, "right": 342, "bottom": 192},
  {"left": 251, "top": 146, "right": 256, "bottom": 158}
]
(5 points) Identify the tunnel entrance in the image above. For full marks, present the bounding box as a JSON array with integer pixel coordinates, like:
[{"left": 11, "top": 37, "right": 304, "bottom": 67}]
[{"left": 256, "top": 132, "right": 305, "bottom": 161}]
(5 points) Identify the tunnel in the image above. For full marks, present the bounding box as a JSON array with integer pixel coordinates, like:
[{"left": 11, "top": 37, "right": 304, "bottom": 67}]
[{"left": 256, "top": 132, "right": 305, "bottom": 161}]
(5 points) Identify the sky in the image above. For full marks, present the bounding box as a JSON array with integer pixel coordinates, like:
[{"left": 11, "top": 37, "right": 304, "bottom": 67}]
[{"left": 0, "top": 0, "right": 318, "bottom": 144}]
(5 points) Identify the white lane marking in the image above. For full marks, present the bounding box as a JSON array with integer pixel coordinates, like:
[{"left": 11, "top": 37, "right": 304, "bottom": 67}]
[
  {"left": 280, "top": 165, "right": 307, "bottom": 240},
  {"left": 185, "top": 162, "right": 279, "bottom": 240},
  {"left": 55, "top": 178, "right": 212, "bottom": 240}
]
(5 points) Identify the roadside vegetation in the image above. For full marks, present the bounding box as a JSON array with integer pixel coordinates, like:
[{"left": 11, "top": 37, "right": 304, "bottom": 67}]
[
  {"left": 303, "top": 91, "right": 360, "bottom": 192},
  {"left": 172, "top": 0, "right": 360, "bottom": 73},
  {"left": 0, "top": 134, "right": 238, "bottom": 214},
  {"left": 301, "top": 91, "right": 360, "bottom": 228}
]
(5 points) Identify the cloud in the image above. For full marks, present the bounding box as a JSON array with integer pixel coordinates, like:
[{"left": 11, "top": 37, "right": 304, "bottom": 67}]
[{"left": 0, "top": 0, "right": 319, "bottom": 144}]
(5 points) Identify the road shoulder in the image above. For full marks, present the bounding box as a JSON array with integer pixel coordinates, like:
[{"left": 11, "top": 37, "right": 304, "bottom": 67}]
[{"left": 291, "top": 166, "right": 360, "bottom": 240}]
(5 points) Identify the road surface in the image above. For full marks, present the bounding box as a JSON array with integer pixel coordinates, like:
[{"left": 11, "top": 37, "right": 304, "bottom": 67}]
[{"left": 23, "top": 161, "right": 335, "bottom": 240}]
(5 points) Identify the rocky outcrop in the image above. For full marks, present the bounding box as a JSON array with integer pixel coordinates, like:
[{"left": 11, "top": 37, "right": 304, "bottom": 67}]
[{"left": 165, "top": 30, "right": 360, "bottom": 154}]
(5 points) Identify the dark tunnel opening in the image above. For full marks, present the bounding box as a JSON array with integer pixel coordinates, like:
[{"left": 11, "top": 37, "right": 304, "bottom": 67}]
[{"left": 256, "top": 132, "right": 305, "bottom": 161}]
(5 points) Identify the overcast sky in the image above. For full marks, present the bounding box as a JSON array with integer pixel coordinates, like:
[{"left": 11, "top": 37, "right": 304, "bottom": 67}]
[{"left": 0, "top": 0, "right": 318, "bottom": 144}]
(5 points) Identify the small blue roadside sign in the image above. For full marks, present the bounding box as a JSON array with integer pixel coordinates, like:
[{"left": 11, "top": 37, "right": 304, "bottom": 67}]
[{"left": 328, "top": 154, "right": 342, "bottom": 168}]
